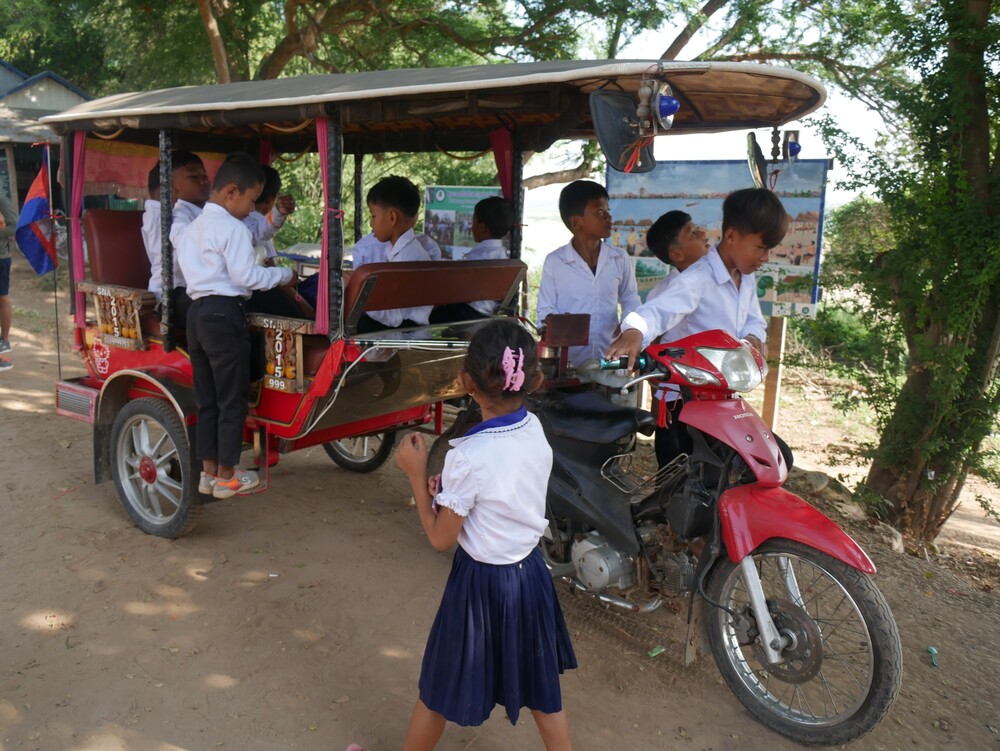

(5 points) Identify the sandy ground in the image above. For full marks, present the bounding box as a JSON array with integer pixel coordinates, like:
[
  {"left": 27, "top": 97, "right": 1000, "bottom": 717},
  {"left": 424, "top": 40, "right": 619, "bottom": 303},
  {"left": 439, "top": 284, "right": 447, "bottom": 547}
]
[{"left": 1, "top": 258, "right": 999, "bottom": 751}]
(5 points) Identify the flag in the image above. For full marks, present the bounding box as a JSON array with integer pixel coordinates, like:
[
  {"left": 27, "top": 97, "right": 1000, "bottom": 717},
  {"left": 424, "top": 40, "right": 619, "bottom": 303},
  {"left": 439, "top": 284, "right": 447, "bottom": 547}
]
[{"left": 15, "top": 147, "right": 58, "bottom": 275}]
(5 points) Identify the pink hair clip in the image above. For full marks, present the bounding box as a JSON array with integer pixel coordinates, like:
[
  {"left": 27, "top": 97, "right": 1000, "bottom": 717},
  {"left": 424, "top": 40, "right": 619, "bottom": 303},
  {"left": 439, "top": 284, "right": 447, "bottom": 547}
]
[{"left": 502, "top": 346, "right": 525, "bottom": 391}]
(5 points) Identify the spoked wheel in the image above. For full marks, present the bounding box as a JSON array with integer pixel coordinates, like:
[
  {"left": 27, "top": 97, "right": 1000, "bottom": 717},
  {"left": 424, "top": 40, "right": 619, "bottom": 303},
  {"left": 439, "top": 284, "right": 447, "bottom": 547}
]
[
  {"left": 109, "top": 397, "right": 201, "bottom": 538},
  {"left": 705, "top": 539, "right": 902, "bottom": 745},
  {"left": 322, "top": 431, "right": 397, "bottom": 473}
]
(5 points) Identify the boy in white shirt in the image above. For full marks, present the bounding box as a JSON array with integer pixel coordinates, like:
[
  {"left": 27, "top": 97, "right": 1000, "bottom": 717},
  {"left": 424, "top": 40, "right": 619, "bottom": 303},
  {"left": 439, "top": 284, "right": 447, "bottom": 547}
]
[
  {"left": 141, "top": 150, "right": 211, "bottom": 329},
  {"left": 644, "top": 210, "right": 709, "bottom": 303},
  {"left": 355, "top": 175, "right": 432, "bottom": 333},
  {"left": 429, "top": 196, "right": 513, "bottom": 323},
  {"left": 536, "top": 180, "right": 640, "bottom": 367},
  {"left": 178, "top": 153, "right": 298, "bottom": 499},
  {"left": 243, "top": 165, "right": 309, "bottom": 318},
  {"left": 243, "top": 165, "right": 296, "bottom": 266},
  {"left": 607, "top": 188, "right": 792, "bottom": 469}
]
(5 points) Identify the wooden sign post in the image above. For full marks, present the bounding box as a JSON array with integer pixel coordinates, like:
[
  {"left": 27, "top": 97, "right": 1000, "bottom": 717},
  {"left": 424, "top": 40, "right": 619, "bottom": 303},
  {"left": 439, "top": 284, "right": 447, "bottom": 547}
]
[{"left": 760, "top": 315, "right": 787, "bottom": 431}]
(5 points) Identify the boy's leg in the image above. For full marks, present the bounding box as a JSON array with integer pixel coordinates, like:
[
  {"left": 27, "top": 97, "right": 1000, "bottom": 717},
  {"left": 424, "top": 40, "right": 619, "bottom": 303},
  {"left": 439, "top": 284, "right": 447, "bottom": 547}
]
[
  {"left": 531, "top": 709, "right": 573, "bottom": 751},
  {"left": 200, "top": 298, "right": 251, "bottom": 475},
  {"left": 0, "top": 256, "right": 12, "bottom": 346},
  {"left": 187, "top": 299, "right": 220, "bottom": 471},
  {"left": 402, "top": 699, "right": 446, "bottom": 751}
]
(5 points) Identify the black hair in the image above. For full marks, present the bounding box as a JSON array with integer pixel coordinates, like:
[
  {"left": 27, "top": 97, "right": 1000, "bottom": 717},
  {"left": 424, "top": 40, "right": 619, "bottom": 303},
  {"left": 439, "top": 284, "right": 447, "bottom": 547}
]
[
  {"left": 213, "top": 152, "right": 265, "bottom": 193},
  {"left": 147, "top": 164, "right": 159, "bottom": 195},
  {"left": 366, "top": 175, "right": 420, "bottom": 218},
  {"left": 464, "top": 318, "right": 538, "bottom": 403},
  {"left": 473, "top": 196, "right": 514, "bottom": 239},
  {"left": 645, "top": 210, "right": 692, "bottom": 265},
  {"left": 558, "top": 180, "right": 609, "bottom": 229},
  {"left": 258, "top": 165, "right": 282, "bottom": 202},
  {"left": 171, "top": 150, "right": 204, "bottom": 170},
  {"left": 721, "top": 188, "right": 789, "bottom": 249}
]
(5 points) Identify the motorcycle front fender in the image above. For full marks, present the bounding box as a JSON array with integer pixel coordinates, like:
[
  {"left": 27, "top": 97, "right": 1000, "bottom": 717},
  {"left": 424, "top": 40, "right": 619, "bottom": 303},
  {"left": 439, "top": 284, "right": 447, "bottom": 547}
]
[
  {"left": 718, "top": 484, "right": 876, "bottom": 574},
  {"left": 680, "top": 399, "right": 786, "bottom": 487}
]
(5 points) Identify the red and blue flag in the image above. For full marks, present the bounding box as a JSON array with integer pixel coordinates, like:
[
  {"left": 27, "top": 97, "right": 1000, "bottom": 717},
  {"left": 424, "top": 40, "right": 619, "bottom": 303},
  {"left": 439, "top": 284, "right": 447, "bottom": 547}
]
[{"left": 15, "top": 147, "right": 58, "bottom": 275}]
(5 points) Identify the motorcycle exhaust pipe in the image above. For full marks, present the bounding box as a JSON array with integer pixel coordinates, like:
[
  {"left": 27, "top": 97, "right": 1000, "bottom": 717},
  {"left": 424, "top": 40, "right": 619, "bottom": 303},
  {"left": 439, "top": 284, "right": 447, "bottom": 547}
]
[{"left": 559, "top": 576, "right": 663, "bottom": 615}]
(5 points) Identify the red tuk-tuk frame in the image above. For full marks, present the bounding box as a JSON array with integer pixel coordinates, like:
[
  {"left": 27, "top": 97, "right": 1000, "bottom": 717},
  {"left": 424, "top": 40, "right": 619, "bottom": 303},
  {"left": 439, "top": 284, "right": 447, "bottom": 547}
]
[{"left": 42, "top": 60, "right": 825, "bottom": 537}]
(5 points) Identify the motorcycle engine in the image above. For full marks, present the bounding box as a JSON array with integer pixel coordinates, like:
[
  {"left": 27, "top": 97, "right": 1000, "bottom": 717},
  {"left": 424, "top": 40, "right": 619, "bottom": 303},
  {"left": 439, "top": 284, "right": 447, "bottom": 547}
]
[{"left": 570, "top": 533, "right": 635, "bottom": 591}]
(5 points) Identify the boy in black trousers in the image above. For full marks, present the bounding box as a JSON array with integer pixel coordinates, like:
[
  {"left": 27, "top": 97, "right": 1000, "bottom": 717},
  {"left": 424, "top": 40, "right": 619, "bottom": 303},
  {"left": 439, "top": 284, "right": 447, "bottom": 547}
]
[{"left": 178, "top": 153, "right": 299, "bottom": 498}]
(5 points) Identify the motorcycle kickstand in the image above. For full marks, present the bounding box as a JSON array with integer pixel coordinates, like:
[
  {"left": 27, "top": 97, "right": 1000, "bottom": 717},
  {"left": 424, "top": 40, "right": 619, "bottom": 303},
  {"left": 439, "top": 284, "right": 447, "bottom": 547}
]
[{"left": 739, "top": 557, "right": 788, "bottom": 665}]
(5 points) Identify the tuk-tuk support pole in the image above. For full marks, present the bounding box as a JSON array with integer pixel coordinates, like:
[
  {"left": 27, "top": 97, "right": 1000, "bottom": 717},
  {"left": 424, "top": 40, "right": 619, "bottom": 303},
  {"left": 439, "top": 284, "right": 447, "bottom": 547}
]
[
  {"left": 509, "top": 140, "right": 528, "bottom": 315},
  {"left": 353, "top": 152, "right": 364, "bottom": 243},
  {"left": 509, "top": 141, "right": 524, "bottom": 261},
  {"left": 158, "top": 129, "right": 176, "bottom": 352},
  {"left": 61, "top": 134, "right": 77, "bottom": 320},
  {"left": 325, "top": 112, "right": 345, "bottom": 340}
]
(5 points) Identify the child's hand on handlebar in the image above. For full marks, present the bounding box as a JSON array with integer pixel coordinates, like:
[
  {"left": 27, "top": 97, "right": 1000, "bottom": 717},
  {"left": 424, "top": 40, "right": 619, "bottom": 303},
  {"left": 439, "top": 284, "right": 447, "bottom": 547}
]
[
  {"left": 606, "top": 329, "right": 643, "bottom": 371},
  {"left": 283, "top": 268, "right": 300, "bottom": 288}
]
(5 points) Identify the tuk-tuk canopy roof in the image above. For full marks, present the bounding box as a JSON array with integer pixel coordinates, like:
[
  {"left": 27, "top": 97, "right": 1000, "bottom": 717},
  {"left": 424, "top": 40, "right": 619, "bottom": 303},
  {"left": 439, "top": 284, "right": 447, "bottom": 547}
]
[{"left": 42, "top": 60, "right": 826, "bottom": 154}]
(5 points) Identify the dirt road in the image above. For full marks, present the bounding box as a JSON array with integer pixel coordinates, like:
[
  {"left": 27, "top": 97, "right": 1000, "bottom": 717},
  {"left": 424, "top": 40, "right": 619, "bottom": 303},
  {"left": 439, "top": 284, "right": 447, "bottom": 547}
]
[{"left": 1, "top": 261, "right": 998, "bottom": 750}]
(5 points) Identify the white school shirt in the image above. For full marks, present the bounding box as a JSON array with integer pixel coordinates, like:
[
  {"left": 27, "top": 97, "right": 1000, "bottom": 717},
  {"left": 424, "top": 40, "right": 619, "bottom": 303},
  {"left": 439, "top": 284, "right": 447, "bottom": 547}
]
[
  {"left": 536, "top": 240, "right": 641, "bottom": 366},
  {"left": 416, "top": 232, "right": 443, "bottom": 261},
  {"left": 435, "top": 407, "right": 552, "bottom": 564},
  {"left": 350, "top": 232, "right": 389, "bottom": 268},
  {"left": 351, "top": 232, "right": 441, "bottom": 267},
  {"left": 462, "top": 238, "right": 509, "bottom": 316},
  {"left": 620, "top": 245, "right": 767, "bottom": 348},
  {"left": 141, "top": 200, "right": 165, "bottom": 300},
  {"left": 144, "top": 199, "right": 197, "bottom": 298},
  {"left": 366, "top": 228, "right": 432, "bottom": 327},
  {"left": 243, "top": 207, "right": 287, "bottom": 262},
  {"left": 177, "top": 203, "right": 292, "bottom": 300}
]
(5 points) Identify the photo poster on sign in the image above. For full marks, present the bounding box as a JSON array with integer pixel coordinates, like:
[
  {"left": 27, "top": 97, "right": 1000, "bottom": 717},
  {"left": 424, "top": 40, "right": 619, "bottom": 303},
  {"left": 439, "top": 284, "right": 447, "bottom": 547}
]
[
  {"left": 424, "top": 185, "right": 504, "bottom": 259},
  {"left": 606, "top": 159, "right": 829, "bottom": 317}
]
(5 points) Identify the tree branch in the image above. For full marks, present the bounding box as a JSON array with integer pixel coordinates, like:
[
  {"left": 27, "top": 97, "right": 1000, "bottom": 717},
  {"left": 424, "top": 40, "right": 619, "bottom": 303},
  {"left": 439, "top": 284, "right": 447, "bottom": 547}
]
[
  {"left": 661, "top": 0, "right": 731, "bottom": 60},
  {"left": 197, "top": 0, "right": 232, "bottom": 83}
]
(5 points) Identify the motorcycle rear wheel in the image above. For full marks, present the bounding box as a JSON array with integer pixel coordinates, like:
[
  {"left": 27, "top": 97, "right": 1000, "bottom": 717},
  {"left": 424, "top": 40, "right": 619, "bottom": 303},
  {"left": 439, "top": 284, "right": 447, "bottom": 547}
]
[{"left": 705, "top": 539, "right": 902, "bottom": 746}]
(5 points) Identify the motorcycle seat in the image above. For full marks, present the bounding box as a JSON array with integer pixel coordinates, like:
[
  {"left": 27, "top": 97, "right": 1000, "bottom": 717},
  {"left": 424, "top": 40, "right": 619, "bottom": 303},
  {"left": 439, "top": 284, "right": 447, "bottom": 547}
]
[{"left": 541, "top": 392, "right": 656, "bottom": 443}]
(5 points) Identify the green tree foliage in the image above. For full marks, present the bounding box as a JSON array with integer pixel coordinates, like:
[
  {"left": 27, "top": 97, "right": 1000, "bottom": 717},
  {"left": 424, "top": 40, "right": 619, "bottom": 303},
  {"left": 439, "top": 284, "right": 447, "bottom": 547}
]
[{"left": 810, "top": 1, "right": 999, "bottom": 542}]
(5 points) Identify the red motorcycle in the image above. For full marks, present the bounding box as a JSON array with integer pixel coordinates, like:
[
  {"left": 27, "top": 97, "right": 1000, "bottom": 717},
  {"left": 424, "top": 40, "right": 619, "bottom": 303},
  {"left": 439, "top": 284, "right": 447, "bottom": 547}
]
[{"left": 528, "top": 329, "right": 902, "bottom": 745}]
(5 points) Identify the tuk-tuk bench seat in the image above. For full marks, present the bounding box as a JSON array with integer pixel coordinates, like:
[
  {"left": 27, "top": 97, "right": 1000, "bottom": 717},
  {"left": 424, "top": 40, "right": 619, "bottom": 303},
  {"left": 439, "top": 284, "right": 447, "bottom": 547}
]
[
  {"left": 83, "top": 209, "right": 151, "bottom": 289},
  {"left": 342, "top": 259, "right": 526, "bottom": 336}
]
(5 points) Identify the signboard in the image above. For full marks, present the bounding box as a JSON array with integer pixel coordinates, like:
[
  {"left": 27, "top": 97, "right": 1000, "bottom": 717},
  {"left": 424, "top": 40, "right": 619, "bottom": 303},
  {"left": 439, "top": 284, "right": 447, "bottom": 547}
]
[
  {"left": 424, "top": 185, "right": 503, "bottom": 259},
  {"left": 606, "top": 159, "right": 829, "bottom": 317}
]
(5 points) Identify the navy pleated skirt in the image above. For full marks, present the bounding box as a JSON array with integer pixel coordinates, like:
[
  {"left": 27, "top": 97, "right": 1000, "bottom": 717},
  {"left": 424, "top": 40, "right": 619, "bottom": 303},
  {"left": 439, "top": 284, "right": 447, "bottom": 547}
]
[{"left": 418, "top": 545, "right": 577, "bottom": 726}]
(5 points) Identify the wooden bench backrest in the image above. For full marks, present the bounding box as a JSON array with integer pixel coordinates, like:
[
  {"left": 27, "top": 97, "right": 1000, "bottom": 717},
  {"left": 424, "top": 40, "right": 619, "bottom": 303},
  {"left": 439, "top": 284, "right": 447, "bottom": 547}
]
[
  {"left": 342, "top": 259, "right": 526, "bottom": 333},
  {"left": 83, "top": 209, "right": 150, "bottom": 289}
]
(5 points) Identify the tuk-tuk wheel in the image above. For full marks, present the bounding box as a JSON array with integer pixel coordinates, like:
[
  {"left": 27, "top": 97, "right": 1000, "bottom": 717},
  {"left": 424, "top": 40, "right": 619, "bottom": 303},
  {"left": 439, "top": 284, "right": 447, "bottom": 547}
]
[
  {"left": 110, "top": 397, "right": 202, "bottom": 538},
  {"left": 322, "top": 431, "right": 397, "bottom": 473}
]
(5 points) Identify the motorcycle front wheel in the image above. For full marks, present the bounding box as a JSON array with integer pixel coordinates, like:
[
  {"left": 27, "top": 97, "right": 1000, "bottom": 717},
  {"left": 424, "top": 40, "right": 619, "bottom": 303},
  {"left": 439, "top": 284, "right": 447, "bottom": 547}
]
[{"left": 705, "top": 539, "right": 902, "bottom": 746}]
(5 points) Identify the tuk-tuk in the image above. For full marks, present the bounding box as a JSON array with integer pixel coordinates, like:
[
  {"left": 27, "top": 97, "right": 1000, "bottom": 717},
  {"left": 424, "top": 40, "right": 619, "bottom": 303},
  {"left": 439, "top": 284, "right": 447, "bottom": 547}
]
[{"left": 42, "top": 60, "right": 825, "bottom": 537}]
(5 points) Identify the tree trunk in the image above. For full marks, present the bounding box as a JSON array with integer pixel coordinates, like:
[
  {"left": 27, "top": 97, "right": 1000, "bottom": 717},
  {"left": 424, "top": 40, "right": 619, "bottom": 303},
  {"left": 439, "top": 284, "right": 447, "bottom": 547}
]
[
  {"left": 864, "top": 0, "right": 995, "bottom": 544},
  {"left": 196, "top": 0, "right": 232, "bottom": 84}
]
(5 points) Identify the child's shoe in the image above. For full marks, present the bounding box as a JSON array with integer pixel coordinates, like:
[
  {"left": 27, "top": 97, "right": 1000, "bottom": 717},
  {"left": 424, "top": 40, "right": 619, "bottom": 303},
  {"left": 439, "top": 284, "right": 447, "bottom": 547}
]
[
  {"left": 0, "top": 357, "right": 11, "bottom": 371},
  {"left": 0, "top": 339, "right": 11, "bottom": 354},
  {"left": 198, "top": 471, "right": 217, "bottom": 495},
  {"left": 212, "top": 468, "right": 260, "bottom": 499}
]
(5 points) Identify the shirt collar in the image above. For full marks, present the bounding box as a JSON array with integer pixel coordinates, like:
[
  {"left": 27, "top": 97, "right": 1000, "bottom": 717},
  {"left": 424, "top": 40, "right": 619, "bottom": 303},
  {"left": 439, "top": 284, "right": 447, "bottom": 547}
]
[
  {"left": 387, "top": 228, "right": 417, "bottom": 259},
  {"left": 557, "top": 240, "right": 606, "bottom": 267},
  {"left": 462, "top": 405, "right": 528, "bottom": 437},
  {"left": 707, "top": 245, "right": 735, "bottom": 286}
]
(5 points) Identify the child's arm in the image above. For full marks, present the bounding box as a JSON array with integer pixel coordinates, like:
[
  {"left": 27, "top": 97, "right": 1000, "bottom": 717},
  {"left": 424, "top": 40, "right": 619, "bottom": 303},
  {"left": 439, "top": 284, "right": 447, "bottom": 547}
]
[
  {"left": 740, "top": 288, "right": 768, "bottom": 357},
  {"left": 223, "top": 226, "right": 297, "bottom": 291},
  {"left": 606, "top": 272, "right": 702, "bottom": 366},
  {"left": 617, "top": 253, "right": 641, "bottom": 318},
  {"left": 535, "top": 255, "right": 558, "bottom": 326},
  {"left": 395, "top": 433, "right": 464, "bottom": 551}
]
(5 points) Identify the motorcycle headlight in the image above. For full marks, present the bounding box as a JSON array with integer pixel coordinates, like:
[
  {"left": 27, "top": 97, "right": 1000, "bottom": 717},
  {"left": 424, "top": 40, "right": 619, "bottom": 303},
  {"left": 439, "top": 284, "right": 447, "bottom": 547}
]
[
  {"left": 695, "top": 344, "right": 764, "bottom": 392},
  {"left": 672, "top": 361, "right": 721, "bottom": 387}
]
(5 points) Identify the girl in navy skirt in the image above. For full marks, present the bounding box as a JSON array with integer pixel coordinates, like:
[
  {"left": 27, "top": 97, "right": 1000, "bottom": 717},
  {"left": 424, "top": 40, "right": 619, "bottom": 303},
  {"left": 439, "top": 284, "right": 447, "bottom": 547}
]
[{"left": 394, "top": 318, "right": 576, "bottom": 750}]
